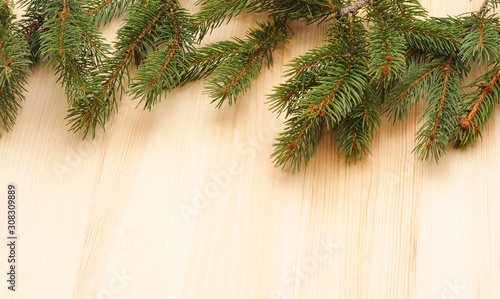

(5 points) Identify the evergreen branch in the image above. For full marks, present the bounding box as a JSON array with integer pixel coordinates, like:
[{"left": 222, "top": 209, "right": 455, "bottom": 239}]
[
  {"left": 272, "top": 51, "right": 369, "bottom": 170},
  {"left": 294, "top": 53, "right": 342, "bottom": 75},
  {"left": 252, "top": 0, "right": 333, "bottom": 24},
  {"left": 455, "top": 66, "right": 500, "bottom": 147},
  {"left": 394, "top": 0, "right": 410, "bottom": 21},
  {"left": 430, "top": 56, "right": 452, "bottom": 136},
  {"left": 334, "top": 86, "right": 381, "bottom": 162},
  {"left": 39, "top": 0, "right": 109, "bottom": 99},
  {"left": 193, "top": 0, "right": 257, "bottom": 39},
  {"left": 316, "top": 65, "right": 351, "bottom": 109},
  {"left": 414, "top": 55, "right": 464, "bottom": 162},
  {"left": 90, "top": 3, "right": 168, "bottom": 99},
  {"left": 404, "top": 48, "right": 418, "bottom": 59},
  {"left": 129, "top": 3, "right": 196, "bottom": 110},
  {"left": 391, "top": 20, "right": 461, "bottom": 55},
  {"left": 268, "top": 28, "right": 357, "bottom": 117},
  {"left": 463, "top": 69, "right": 500, "bottom": 125},
  {"left": 384, "top": 62, "right": 441, "bottom": 121},
  {"left": 86, "top": 0, "right": 113, "bottom": 17},
  {"left": 271, "top": 115, "right": 325, "bottom": 172},
  {"left": 0, "top": 3, "right": 30, "bottom": 137},
  {"left": 368, "top": 21, "right": 406, "bottom": 81},
  {"left": 23, "top": 19, "right": 42, "bottom": 41},
  {"left": 85, "top": 0, "right": 138, "bottom": 26},
  {"left": 67, "top": 0, "right": 172, "bottom": 137},
  {"left": 206, "top": 18, "right": 290, "bottom": 107},
  {"left": 390, "top": 0, "right": 427, "bottom": 20},
  {"left": 214, "top": 48, "right": 263, "bottom": 97},
  {"left": 459, "top": 17, "right": 500, "bottom": 67},
  {"left": 74, "top": 22, "right": 99, "bottom": 54},
  {"left": 392, "top": 26, "right": 459, "bottom": 44},
  {"left": 181, "top": 42, "right": 240, "bottom": 84},
  {"left": 59, "top": 0, "right": 68, "bottom": 56},
  {"left": 18, "top": 0, "right": 48, "bottom": 64},
  {"left": 476, "top": 0, "right": 489, "bottom": 17}
]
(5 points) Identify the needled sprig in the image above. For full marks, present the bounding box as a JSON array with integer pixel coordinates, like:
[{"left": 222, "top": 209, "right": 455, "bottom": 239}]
[
  {"left": 129, "top": 3, "right": 196, "bottom": 110},
  {"left": 334, "top": 85, "right": 381, "bottom": 163},
  {"left": 271, "top": 16, "right": 371, "bottom": 171},
  {"left": 39, "top": 0, "right": 109, "bottom": 100},
  {"left": 455, "top": 63, "right": 500, "bottom": 148},
  {"left": 66, "top": 0, "right": 180, "bottom": 138},
  {"left": 18, "top": 0, "right": 49, "bottom": 64},
  {"left": 459, "top": 13, "right": 500, "bottom": 67},
  {"left": 0, "top": 1, "right": 30, "bottom": 137},
  {"left": 268, "top": 42, "right": 343, "bottom": 118},
  {"left": 390, "top": 18, "right": 462, "bottom": 55},
  {"left": 255, "top": 0, "right": 339, "bottom": 23},
  {"left": 204, "top": 17, "right": 290, "bottom": 108},
  {"left": 413, "top": 55, "right": 467, "bottom": 162},
  {"left": 193, "top": 0, "right": 258, "bottom": 39},
  {"left": 85, "top": 0, "right": 137, "bottom": 26},
  {"left": 384, "top": 58, "right": 442, "bottom": 121}
]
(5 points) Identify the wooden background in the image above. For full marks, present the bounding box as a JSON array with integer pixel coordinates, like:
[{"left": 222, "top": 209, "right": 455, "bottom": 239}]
[{"left": 1, "top": 0, "right": 500, "bottom": 298}]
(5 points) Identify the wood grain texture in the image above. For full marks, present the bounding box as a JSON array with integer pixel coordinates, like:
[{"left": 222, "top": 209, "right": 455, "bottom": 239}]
[{"left": 1, "top": 0, "right": 499, "bottom": 298}]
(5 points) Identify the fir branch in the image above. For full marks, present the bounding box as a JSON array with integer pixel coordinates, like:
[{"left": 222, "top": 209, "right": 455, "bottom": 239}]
[
  {"left": 455, "top": 66, "right": 500, "bottom": 147},
  {"left": 294, "top": 54, "right": 342, "bottom": 75},
  {"left": 394, "top": 0, "right": 410, "bottom": 20},
  {"left": 181, "top": 42, "right": 240, "bottom": 84},
  {"left": 18, "top": 0, "right": 48, "bottom": 64},
  {"left": 253, "top": 0, "right": 334, "bottom": 24},
  {"left": 85, "top": 0, "right": 138, "bottom": 26},
  {"left": 129, "top": 3, "right": 196, "bottom": 110},
  {"left": 391, "top": 0, "right": 428, "bottom": 20},
  {"left": 39, "top": 0, "right": 109, "bottom": 99},
  {"left": 271, "top": 115, "right": 325, "bottom": 172},
  {"left": 368, "top": 21, "right": 406, "bottom": 81},
  {"left": 193, "top": 0, "right": 257, "bottom": 39},
  {"left": 459, "top": 16, "right": 500, "bottom": 67},
  {"left": 476, "top": 0, "right": 489, "bottom": 18},
  {"left": 414, "top": 55, "right": 465, "bottom": 162},
  {"left": 384, "top": 62, "right": 441, "bottom": 121},
  {"left": 0, "top": 3, "right": 30, "bottom": 137},
  {"left": 334, "top": 86, "right": 381, "bottom": 162},
  {"left": 272, "top": 50, "right": 370, "bottom": 170},
  {"left": 206, "top": 18, "right": 290, "bottom": 108},
  {"left": 67, "top": 0, "right": 173, "bottom": 137},
  {"left": 391, "top": 20, "right": 461, "bottom": 55},
  {"left": 267, "top": 43, "right": 343, "bottom": 117}
]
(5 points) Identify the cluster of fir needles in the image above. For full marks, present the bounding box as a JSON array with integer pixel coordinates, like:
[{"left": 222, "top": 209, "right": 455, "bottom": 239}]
[
  {"left": 5, "top": 0, "right": 500, "bottom": 173},
  {"left": 0, "top": 0, "right": 30, "bottom": 137}
]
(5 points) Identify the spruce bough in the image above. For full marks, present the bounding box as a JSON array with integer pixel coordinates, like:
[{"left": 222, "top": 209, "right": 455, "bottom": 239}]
[{"left": 2, "top": 0, "right": 500, "bottom": 172}]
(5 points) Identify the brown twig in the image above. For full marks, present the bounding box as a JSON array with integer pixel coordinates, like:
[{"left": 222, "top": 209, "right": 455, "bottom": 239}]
[
  {"left": 476, "top": 0, "right": 489, "bottom": 17},
  {"left": 335, "top": 0, "right": 370, "bottom": 18},
  {"left": 0, "top": 39, "right": 8, "bottom": 67},
  {"left": 59, "top": 0, "right": 68, "bottom": 56}
]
